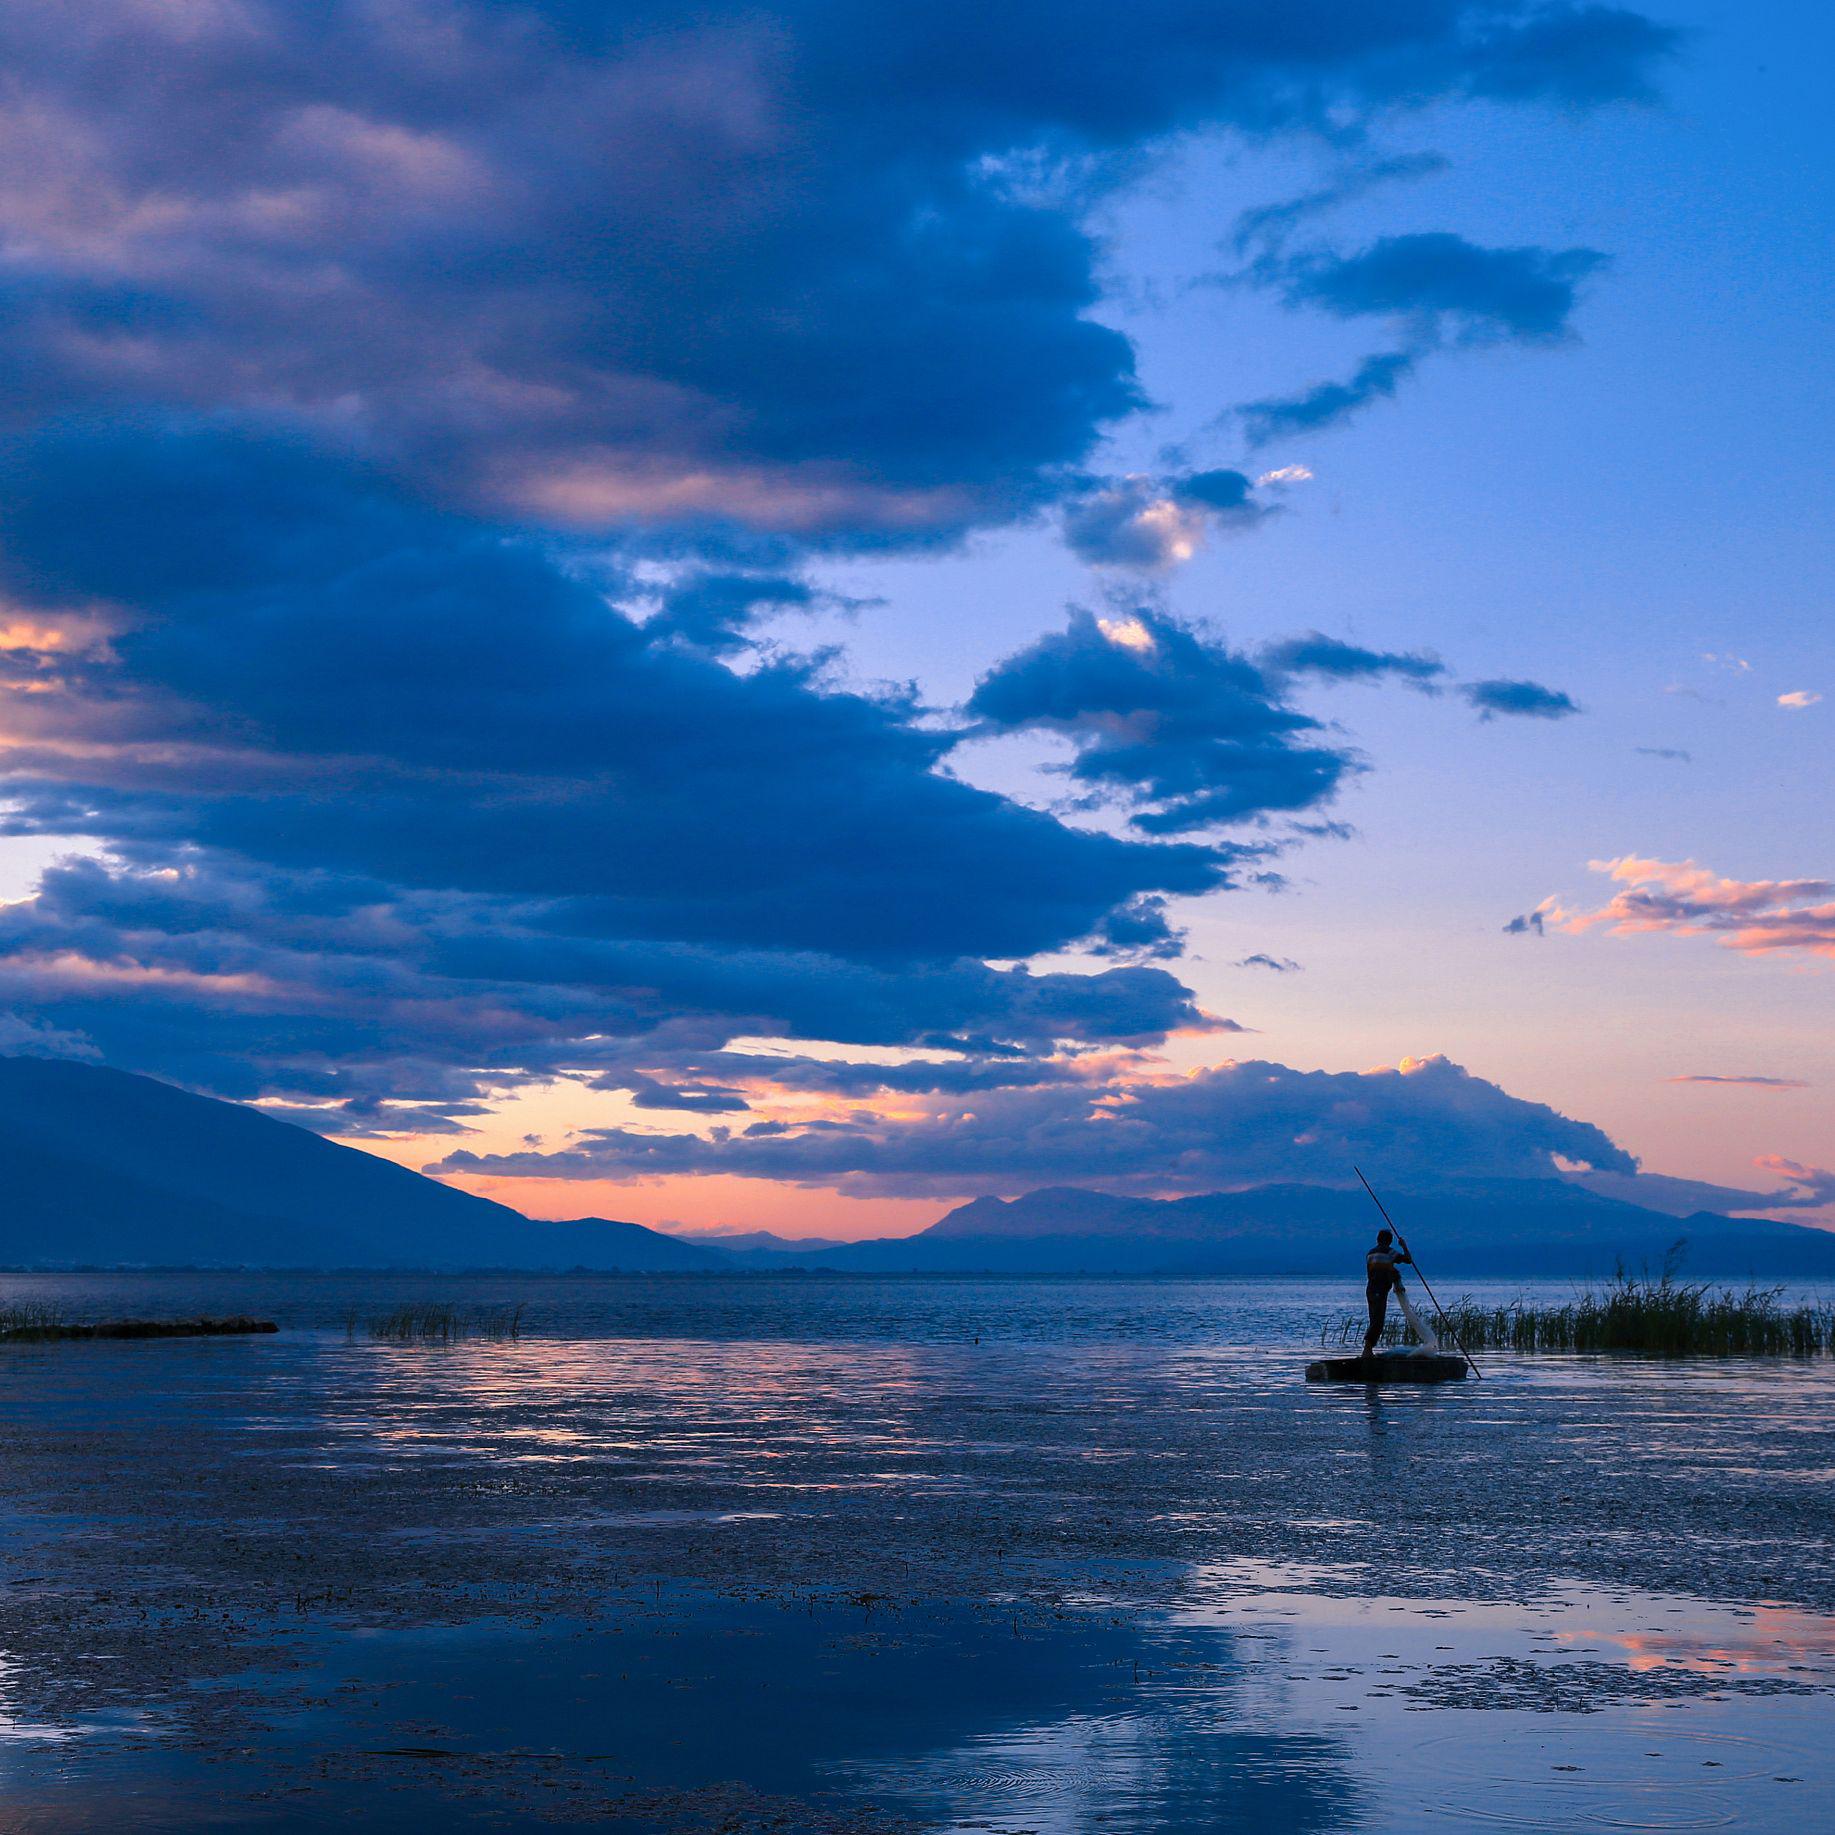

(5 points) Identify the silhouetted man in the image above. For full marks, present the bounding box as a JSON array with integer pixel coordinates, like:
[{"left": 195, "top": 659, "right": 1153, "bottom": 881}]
[{"left": 1362, "top": 1228, "right": 1412, "bottom": 1357}]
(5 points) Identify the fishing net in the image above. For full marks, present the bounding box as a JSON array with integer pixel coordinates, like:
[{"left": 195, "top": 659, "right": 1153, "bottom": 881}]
[{"left": 1395, "top": 1286, "right": 1441, "bottom": 1353}]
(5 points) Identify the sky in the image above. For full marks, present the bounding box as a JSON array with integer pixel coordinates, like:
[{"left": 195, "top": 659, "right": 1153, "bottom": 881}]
[{"left": 0, "top": 0, "right": 1828, "bottom": 1239}]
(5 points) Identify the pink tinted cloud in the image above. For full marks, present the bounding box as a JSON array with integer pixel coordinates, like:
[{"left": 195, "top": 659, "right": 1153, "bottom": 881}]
[
  {"left": 1666, "top": 1074, "right": 1809, "bottom": 1089},
  {"left": 1753, "top": 1156, "right": 1835, "bottom": 1208},
  {"left": 1550, "top": 856, "right": 1835, "bottom": 960}
]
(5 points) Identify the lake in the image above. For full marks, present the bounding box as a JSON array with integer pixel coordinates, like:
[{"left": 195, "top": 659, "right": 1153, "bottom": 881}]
[{"left": 0, "top": 1272, "right": 1830, "bottom": 1831}]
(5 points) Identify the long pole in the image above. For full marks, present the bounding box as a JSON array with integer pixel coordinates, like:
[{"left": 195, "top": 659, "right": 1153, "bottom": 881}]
[{"left": 1352, "top": 1166, "right": 1481, "bottom": 1378}]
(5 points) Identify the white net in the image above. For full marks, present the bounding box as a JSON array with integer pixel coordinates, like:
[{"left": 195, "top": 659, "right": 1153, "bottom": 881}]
[{"left": 1395, "top": 1286, "right": 1441, "bottom": 1353}]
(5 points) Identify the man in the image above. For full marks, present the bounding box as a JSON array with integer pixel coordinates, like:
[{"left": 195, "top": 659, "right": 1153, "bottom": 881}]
[{"left": 1362, "top": 1228, "right": 1412, "bottom": 1358}]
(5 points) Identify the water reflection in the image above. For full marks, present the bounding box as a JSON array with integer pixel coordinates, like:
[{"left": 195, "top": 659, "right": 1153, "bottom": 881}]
[{"left": 0, "top": 1280, "right": 1829, "bottom": 1831}]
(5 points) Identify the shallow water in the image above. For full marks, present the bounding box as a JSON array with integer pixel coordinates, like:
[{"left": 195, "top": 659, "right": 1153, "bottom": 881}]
[{"left": 0, "top": 1274, "right": 1830, "bottom": 1831}]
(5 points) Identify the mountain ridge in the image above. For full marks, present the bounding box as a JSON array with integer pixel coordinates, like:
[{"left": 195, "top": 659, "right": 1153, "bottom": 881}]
[
  {"left": 4, "top": 1056, "right": 1830, "bottom": 1277},
  {"left": 703, "top": 1180, "right": 1835, "bottom": 1277}
]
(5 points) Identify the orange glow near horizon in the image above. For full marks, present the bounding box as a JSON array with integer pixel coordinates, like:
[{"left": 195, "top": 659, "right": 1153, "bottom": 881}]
[{"left": 445, "top": 1169, "right": 942, "bottom": 1240}]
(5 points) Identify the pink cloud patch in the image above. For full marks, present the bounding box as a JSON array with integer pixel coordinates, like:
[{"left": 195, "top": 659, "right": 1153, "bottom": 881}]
[{"left": 1550, "top": 856, "right": 1835, "bottom": 960}]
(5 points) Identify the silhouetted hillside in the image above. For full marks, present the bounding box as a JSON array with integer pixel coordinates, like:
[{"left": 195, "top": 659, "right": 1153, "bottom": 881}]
[
  {"left": 0, "top": 1057, "right": 715, "bottom": 1270},
  {"left": 704, "top": 1180, "right": 1835, "bottom": 1277}
]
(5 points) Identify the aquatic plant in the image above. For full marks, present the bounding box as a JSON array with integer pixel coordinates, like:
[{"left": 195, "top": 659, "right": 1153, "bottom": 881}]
[
  {"left": 353, "top": 1301, "right": 526, "bottom": 1343},
  {"left": 0, "top": 1300, "right": 68, "bottom": 1337},
  {"left": 472, "top": 1302, "right": 526, "bottom": 1341},
  {"left": 1326, "top": 1262, "right": 1835, "bottom": 1357},
  {"left": 362, "top": 1302, "right": 464, "bottom": 1342}
]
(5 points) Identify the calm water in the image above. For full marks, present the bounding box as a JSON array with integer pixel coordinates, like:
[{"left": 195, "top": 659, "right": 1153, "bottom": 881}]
[{"left": 0, "top": 1273, "right": 1830, "bottom": 1832}]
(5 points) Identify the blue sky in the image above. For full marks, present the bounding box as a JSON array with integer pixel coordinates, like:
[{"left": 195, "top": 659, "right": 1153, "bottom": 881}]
[{"left": 0, "top": 0, "right": 1826, "bottom": 1235}]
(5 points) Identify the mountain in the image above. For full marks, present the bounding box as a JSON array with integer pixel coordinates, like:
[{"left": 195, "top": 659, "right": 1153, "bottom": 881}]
[
  {"left": 13, "top": 1055, "right": 1828, "bottom": 1278},
  {"left": 675, "top": 1230, "right": 854, "bottom": 1260},
  {"left": 695, "top": 1180, "right": 1835, "bottom": 1277},
  {"left": 0, "top": 1057, "right": 716, "bottom": 1270}
]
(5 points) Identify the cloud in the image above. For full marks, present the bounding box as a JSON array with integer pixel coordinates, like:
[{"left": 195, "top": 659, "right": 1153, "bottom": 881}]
[
  {"left": 1779, "top": 690, "right": 1822, "bottom": 710},
  {"left": 1237, "top": 953, "right": 1302, "bottom": 972},
  {"left": 1238, "top": 232, "right": 1607, "bottom": 440},
  {"left": 436, "top": 1052, "right": 1636, "bottom": 1199},
  {"left": 1462, "top": 678, "right": 1581, "bottom": 720},
  {"left": 0, "top": 0, "right": 1676, "bottom": 1138},
  {"left": 1462, "top": 4, "right": 1678, "bottom": 105},
  {"left": 1061, "top": 470, "right": 1268, "bottom": 570},
  {"left": 1503, "top": 908, "right": 1548, "bottom": 935},
  {"left": 1565, "top": 1164, "right": 1828, "bottom": 1216},
  {"left": 1267, "top": 234, "right": 1607, "bottom": 340},
  {"left": 0, "top": 1, "right": 1672, "bottom": 548},
  {"left": 0, "top": 1010, "right": 100, "bottom": 1060},
  {"left": 1635, "top": 746, "right": 1692, "bottom": 763},
  {"left": 0, "top": 423, "right": 1264, "bottom": 1111},
  {"left": 1548, "top": 857, "right": 1835, "bottom": 962},
  {"left": 1261, "top": 631, "right": 1445, "bottom": 689},
  {"left": 1229, "top": 155, "right": 1451, "bottom": 255},
  {"left": 1751, "top": 1156, "right": 1835, "bottom": 1208},
  {"left": 963, "top": 608, "right": 1356, "bottom": 834},
  {"left": 1086, "top": 895, "right": 1186, "bottom": 961},
  {"left": 1240, "top": 350, "right": 1418, "bottom": 445},
  {"left": 638, "top": 571, "right": 820, "bottom": 655},
  {"left": 1666, "top": 1075, "right": 1808, "bottom": 1089}
]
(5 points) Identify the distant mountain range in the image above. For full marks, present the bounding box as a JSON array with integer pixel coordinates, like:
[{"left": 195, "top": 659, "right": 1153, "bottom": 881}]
[
  {"left": 1, "top": 1056, "right": 1830, "bottom": 1276},
  {"left": 693, "top": 1182, "right": 1835, "bottom": 1278}
]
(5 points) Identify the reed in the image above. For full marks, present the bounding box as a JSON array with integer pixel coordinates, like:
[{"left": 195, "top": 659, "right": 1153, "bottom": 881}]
[
  {"left": 363, "top": 1302, "right": 464, "bottom": 1342},
  {"left": 350, "top": 1300, "right": 526, "bottom": 1343},
  {"left": 1326, "top": 1262, "right": 1835, "bottom": 1357},
  {"left": 472, "top": 1301, "right": 526, "bottom": 1341},
  {"left": 0, "top": 1300, "right": 68, "bottom": 1337}
]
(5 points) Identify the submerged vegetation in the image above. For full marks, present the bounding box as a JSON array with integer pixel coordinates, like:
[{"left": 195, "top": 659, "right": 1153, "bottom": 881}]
[
  {"left": 1329, "top": 1262, "right": 1835, "bottom": 1358},
  {"left": 350, "top": 1301, "right": 527, "bottom": 1343}
]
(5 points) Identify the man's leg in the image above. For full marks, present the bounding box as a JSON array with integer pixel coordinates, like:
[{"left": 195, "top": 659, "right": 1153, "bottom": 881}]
[{"left": 1362, "top": 1286, "right": 1387, "bottom": 1357}]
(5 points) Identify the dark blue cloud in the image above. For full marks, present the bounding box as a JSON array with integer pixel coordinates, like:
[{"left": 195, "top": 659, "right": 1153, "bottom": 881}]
[
  {"left": 639, "top": 572, "right": 820, "bottom": 655},
  {"left": 0, "top": 422, "right": 1239, "bottom": 965},
  {"left": 1239, "top": 233, "right": 1606, "bottom": 441},
  {"left": 1087, "top": 895, "right": 1186, "bottom": 961},
  {"left": 1237, "top": 953, "right": 1302, "bottom": 972},
  {"left": 1463, "top": 678, "right": 1582, "bottom": 720},
  {"left": 0, "top": 1, "right": 1669, "bottom": 1127},
  {"left": 0, "top": 422, "right": 1258, "bottom": 1108},
  {"left": 0, "top": 2, "right": 1669, "bottom": 545},
  {"left": 1272, "top": 234, "right": 1607, "bottom": 340},
  {"left": 0, "top": 847, "right": 1228, "bottom": 1111},
  {"left": 1261, "top": 631, "right": 1445, "bottom": 688},
  {"left": 1228, "top": 155, "right": 1453, "bottom": 255},
  {"left": 964, "top": 609, "right": 1356, "bottom": 834},
  {"left": 438, "top": 1053, "right": 1636, "bottom": 1197},
  {"left": 1240, "top": 350, "right": 1419, "bottom": 445},
  {"left": 1463, "top": 3, "right": 1678, "bottom": 104}
]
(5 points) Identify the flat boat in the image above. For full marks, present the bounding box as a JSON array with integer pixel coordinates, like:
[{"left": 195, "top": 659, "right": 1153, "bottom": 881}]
[{"left": 1305, "top": 1352, "right": 1468, "bottom": 1383}]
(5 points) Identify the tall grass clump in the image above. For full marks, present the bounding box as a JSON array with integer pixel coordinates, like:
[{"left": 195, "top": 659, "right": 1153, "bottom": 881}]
[
  {"left": 1327, "top": 1255, "right": 1834, "bottom": 1358},
  {"left": 0, "top": 1300, "right": 68, "bottom": 1338},
  {"left": 348, "top": 1301, "right": 526, "bottom": 1343}
]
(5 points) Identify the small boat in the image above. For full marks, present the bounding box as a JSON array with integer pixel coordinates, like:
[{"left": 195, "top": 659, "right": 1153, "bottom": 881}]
[{"left": 1306, "top": 1352, "right": 1468, "bottom": 1384}]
